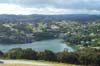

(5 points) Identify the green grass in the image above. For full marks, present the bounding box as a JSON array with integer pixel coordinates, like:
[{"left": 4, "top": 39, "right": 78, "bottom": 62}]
[
  {"left": 1, "top": 64, "right": 77, "bottom": 66},
  {"left": 0, "top": 60, "right": 78, "bottom": 66}
]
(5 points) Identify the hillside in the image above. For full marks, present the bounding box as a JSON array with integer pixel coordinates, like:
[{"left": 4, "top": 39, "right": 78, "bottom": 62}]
[
  {"left": 0, "top": 14, "right": 100, "bottom": 23},
  {"left": 0, "top": 60, "right": 77, "bottom": 66}
]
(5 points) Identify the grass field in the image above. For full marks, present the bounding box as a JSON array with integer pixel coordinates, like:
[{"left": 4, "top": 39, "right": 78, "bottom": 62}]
[
  {"left": 0, "top": 60, "right": 77, "bottom": 66},
  {"left": 0, "top": 64, "right": 76, "bottom": 66},
  {"left": 0, "top": 64, "right": 37, "bottom": 66}
]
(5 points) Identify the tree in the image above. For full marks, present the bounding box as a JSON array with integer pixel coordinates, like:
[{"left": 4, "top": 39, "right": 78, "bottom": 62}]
[
  {"left": 38, "top": 50, "right": 57, "bottom": 61},
  {"left": 5, "top": 48, "right": 23, "bottom": 59},
  {"left": 22, "top": 48, "right": 38, "bottom": 60},
  {"left": 0, "top": 51, "right": 4, "bottom": 58},
  {"left": 57, "top": 51, "right": 78, "bottom": 64}
]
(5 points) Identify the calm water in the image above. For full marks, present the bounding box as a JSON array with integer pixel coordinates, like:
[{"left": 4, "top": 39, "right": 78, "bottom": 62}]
[{"left": 0, "top": 39, "right": 74, "bottom": 52}]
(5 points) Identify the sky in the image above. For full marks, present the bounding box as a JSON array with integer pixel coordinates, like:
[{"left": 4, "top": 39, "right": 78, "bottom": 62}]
[{"left": 0, "top": 0, "right": 100, "bottom": 15}]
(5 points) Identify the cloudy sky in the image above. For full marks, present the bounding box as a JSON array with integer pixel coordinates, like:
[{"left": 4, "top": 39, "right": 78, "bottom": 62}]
[{"left": 0, "top": 0, "right": 100, "bottom": 15}]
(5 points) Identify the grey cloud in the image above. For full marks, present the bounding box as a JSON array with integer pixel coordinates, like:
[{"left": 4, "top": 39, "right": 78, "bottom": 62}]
[{"left": 0, "top": 0, "right": 100, "bottom": 10}]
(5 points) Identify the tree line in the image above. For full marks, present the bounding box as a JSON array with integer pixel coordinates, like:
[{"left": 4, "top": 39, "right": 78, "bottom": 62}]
[{"left": 0, "top": 48, "right": 100, "bottom": 66}]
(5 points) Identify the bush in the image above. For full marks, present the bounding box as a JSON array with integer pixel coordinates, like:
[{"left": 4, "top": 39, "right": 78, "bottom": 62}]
[
  {"left": 57, "top": 51, "right": 78, "bottom": 64},
  {"left": 22, "top": 48, "right": 38, "bottom": 60},
  {"left": 0, "top": 51, "right": 4, "bottom": 58},
  {"left": 38, "top": 50, "right": 57, "bottom": 61},
  {"left": 3, "top": 48, "right": 100, "bottom": 66}
]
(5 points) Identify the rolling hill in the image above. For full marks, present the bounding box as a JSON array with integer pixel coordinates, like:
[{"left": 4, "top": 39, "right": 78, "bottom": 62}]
[{"left": 0, "top": 14, "right": 100, "bottom": 23}]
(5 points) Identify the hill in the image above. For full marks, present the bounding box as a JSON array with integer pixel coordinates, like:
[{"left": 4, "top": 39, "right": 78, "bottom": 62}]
[
  {"left": 0, "top": 14, "right": 100, "bottom": 23},
  {"left": 0, "top": 60, "right": 77, "bottom": 66}
]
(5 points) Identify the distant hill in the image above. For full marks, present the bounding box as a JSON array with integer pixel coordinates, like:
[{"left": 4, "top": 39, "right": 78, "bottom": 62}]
[{"left": 0, "top": 14, "right": 100, "bottom": 23}]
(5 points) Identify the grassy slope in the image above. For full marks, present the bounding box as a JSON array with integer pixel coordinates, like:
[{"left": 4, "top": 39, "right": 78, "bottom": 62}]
[
  {"left": 0, "top": 60, "right": 77, "bottom": 66},
  {"left": 1, "top": 64, "right": 76, "bottom": 66}
]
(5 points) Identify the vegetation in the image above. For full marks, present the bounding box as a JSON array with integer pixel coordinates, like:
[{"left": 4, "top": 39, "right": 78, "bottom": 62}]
[
  {"left": 1, "top": 63, "right": 77, "bottom": 66},
  {"left": 0, "top": 17, "right": 100, "bottom": 66},
  {"left": 0, "top": 48, "right": 100, "bottom": 66},
  {"left": 0, "top": 14, "right": 100, "bottom": 22},
  {"left": 0, "top": 21, "right": 100, "bottom": 46},
  {"left": 1, "top": 64, "right": 37, "bottom": 66},
  {"left": 0, "top": 22, "right": 58, "bottom": 44}
]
